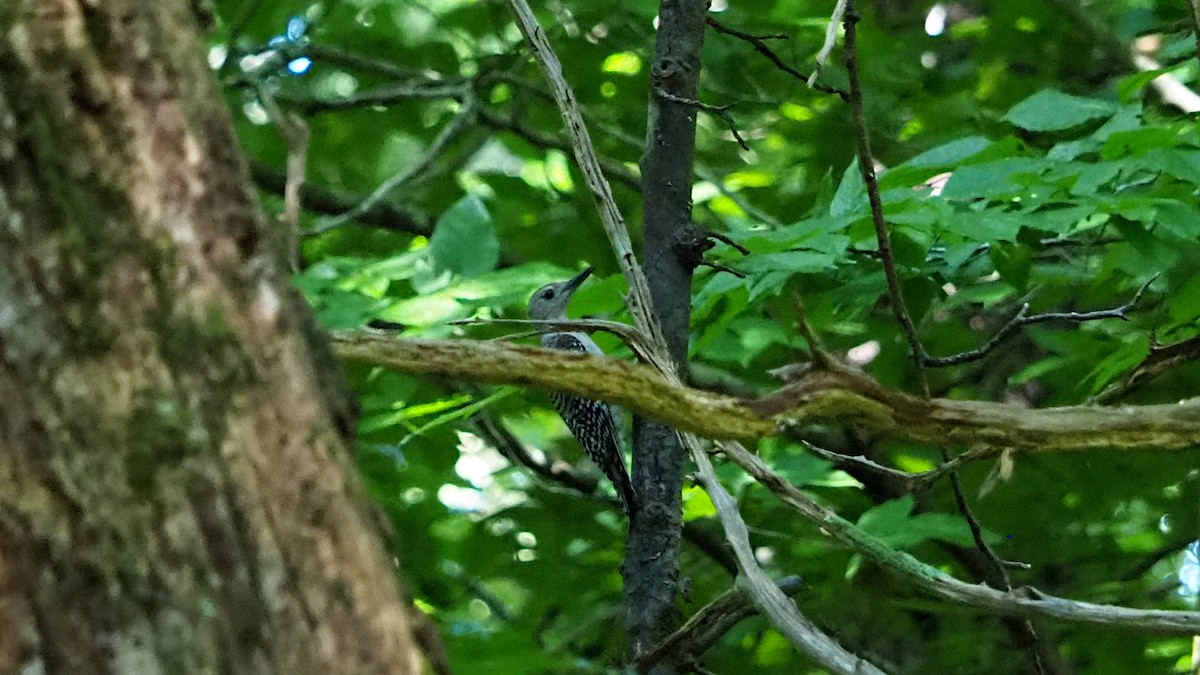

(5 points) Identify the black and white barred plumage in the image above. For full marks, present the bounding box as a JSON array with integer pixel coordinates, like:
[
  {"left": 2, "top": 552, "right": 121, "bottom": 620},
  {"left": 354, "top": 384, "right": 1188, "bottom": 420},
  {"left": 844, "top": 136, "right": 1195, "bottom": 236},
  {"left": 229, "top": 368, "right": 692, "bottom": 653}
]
[
  {"left": 529, "top": 268, "right": 639, "bottom": 516},
  {"left": 542, "top": 332, "right": 639, "bottom": 516}
]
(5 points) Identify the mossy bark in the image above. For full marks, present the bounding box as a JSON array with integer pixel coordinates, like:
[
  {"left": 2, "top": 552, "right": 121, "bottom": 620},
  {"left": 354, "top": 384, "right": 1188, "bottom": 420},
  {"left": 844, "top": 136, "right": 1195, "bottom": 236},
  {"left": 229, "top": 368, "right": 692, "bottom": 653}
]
[{"left": 0, "top": 2, "right": 421, "bottom": 673}]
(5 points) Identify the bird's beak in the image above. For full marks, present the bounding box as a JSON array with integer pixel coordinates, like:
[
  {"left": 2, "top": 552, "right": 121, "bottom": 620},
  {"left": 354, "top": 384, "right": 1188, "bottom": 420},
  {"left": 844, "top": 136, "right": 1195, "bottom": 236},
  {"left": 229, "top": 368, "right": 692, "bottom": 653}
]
[{"left": 562, "top": 266, "right": 594, "bottom": 296}]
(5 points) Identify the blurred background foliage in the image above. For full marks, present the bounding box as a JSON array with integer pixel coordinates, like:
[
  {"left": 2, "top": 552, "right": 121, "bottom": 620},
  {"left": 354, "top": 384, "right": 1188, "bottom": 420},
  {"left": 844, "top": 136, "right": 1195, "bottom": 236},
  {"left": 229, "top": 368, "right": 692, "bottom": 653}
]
[{"left": 210, "top": 0, "right": 1200, "bottom": 672}]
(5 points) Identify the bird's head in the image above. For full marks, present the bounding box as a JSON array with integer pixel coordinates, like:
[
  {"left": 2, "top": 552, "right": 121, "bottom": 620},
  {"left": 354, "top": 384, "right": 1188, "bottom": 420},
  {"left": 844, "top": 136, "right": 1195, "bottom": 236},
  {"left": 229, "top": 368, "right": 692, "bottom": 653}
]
[{"left": 528, "top": 267, "right": 593, "bottom": 322}]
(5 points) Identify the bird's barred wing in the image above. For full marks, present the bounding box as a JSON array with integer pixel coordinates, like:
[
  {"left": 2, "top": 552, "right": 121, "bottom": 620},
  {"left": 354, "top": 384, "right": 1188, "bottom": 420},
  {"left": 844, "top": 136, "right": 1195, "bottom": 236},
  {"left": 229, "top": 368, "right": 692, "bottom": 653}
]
[
  {"left": 541, "top": 330, "right": 638, "bottom": 514},
  {"left": 550, "top": 392, "right": 638, "bottom": 515},
  {"left": 541, "top": 331, "right": 603, "bottom": 355}
]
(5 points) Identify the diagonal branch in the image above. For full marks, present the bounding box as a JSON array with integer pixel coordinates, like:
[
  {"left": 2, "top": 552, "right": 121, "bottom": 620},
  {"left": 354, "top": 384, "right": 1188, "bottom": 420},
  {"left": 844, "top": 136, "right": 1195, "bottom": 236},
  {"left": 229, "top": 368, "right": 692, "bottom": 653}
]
[
  {"left": 1092, "top": 333, "right": 1200, "bottom": 403},
  {"left": 473, "top": 411, "right": 738, "bottom": 575},
  {"left": 476, "top": 108, "right": 643, "bottom": 191},
  {"left": 707, "top": 17, "right": 800, "bottom": 78},
  {"left": 654, "top": 87, "right": 750, "bottom": 151},
  {"left": 248, "top": 160, "right": 433, "bottom": 236},
  {"left": 687, "top": 434, "right": 885, "bottom": 674},
  {"left": 809, "top": 0, "right": 850, "bottom": 86},
  {"left": 714, "top": 440, "right": 1200, "bottom": 635},
  {"left": 637, "top": 575, "right": 805, "bottom": 670}
]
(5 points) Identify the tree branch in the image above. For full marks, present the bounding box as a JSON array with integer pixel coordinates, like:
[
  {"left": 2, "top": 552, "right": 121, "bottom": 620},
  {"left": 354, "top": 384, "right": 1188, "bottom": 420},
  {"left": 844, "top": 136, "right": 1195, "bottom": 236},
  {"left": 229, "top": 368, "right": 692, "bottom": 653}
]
[
  {"left": 637, "top": 576, "right": 805, "bottom": 670},
  {"left": 330, "top": 332, "right": 1200, "bottom": 455},
  {"left": 274, "top": 81, "right": 467, "bottom": 114},
  {"left": 925, "top": 275, "right": 1157, "bottom": 368},
  {"left": 713, "top": 440, "right": 1200, "bottom": 635},
  {"left": 1092, "top": 333, "right": 1200, "bottom": 403},
  {"left": 476, "top": 108, "right": 643, "bottom": 192},
  {"left": 310, "top": 97, "right": 478, "bottom": 235},
  {"left": 653, "top": 87, "right": 750, "bottom": 151},
  {"left": 688, "top": 435, "right": 886, "bottom": 673}
]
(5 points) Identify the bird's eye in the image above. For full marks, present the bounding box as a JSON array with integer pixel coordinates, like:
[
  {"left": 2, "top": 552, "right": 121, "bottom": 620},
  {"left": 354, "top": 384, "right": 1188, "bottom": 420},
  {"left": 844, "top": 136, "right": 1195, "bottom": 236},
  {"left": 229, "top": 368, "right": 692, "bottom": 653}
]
[{"left": 541, "top": 289, "right": 554, "bottom": 299}]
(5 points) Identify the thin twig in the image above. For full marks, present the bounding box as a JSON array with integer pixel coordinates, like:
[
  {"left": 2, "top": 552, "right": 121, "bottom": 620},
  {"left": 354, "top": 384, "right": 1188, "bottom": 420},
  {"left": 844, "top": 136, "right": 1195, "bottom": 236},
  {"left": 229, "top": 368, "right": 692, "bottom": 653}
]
[
  {"left": 707, "top": 16, "right": 850, "bottom": 101},
  {"left": 801, "top": 441, "right": 919, "bottom": 482},
  {"left": 705, "top": 18, "right": 789, "bottom": 43},
  {"left": 703, "top": 228, "right": 751, "bottom": 255},
  {"left": 275, "top": 81, "right": 468, "bottom": 114},
  {"left": 473, "top": 411, "right": 598, "bottom": 495},
  {"left": 695, "top": 167, "right": 781, "bottom": 226},
  {"left": 789, "top": 290, "right": 834, "bottom": 369},
  {"left": 842, "top": 1, "right": 930, "bottom": 397},
  {"left": 476, "top": 108, "right": 643, "bottom": 191},
  {"left": 474, "top": 411, "right": 738, "bottom": 575},
  {"left": 936, "top": 447, "right": 1046, "bottom": 674},
  {"left": 799, "top": 440, "right": 997, "bottom": 491},
  {"left": 307, "top": 43, "right": 433, "bottom": 79},
  {"left": 809, "top": 0, "right": 849, "bottom": 87},
  {"left": 925, "top": 275, "right": 1158, "bottom": 368},
  {"left": 248, "top": 160, "right": 433, "bottom": 237},
  {"left": 698, "top": 261, "right": 745, "bottom": 278},
  {"left": 654, "top": 87, "right": 750, "bottom": 151},
  {"left": 1119, "top": 536, "right": 1195, "bottom": 582},
  {"left": 706, "top": 16, "right": 850, "bottom": 100}
]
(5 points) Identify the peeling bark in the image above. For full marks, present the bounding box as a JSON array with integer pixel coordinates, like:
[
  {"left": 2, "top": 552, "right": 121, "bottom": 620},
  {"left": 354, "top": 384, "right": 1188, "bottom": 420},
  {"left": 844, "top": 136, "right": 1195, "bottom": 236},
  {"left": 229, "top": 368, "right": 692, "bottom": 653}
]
[{"left": 0, "top": 2, "right": 422, "bottom": 673}]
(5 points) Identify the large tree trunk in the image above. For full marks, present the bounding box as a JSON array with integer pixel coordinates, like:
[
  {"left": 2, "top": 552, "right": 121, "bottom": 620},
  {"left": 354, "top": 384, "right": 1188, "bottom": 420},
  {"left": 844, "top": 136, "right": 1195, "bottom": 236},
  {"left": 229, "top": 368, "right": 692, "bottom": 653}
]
[{"left": 0, "top": 2, "right": 422, "bottom": 673}]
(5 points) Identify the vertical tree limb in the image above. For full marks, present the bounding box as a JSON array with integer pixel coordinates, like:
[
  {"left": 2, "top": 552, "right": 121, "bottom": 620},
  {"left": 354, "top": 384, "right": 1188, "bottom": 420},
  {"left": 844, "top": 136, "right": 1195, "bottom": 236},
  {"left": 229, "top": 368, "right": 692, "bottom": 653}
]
[{"left": 627, "top": 0, "right": 712, "bottom": 663}]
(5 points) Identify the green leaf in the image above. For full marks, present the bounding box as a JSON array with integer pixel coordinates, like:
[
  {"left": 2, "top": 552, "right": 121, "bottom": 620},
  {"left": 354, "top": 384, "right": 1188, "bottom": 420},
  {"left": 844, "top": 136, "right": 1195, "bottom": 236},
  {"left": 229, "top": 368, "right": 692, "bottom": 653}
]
[
  {"left": 1155, "top": 200, "right": 1200, "bottom": 239},
  {"left": 429, "top": 194, "right": 499, "bottom": 277},
  {"left": 1003, "top": 89, "right": 1117, "bottom": 132},
  {"left": 831, "top": 158, "right": 866, "bottom": 217},
  {"left": 738, "top": 250, "right": 836, "bottom": 275},
  {"left": 307, "top": 289, "right": 384, "bottom": 330},
  {"left": 856, "top": 495, "right": 983, "bottom": 549},
  {"left": 938, "top": 210, "right": 1023, "bottom": 242},
  {"left": 681, "top": 485, "right": 716, "bottom": 521},
  {"left": 1116, "top": 68, "right": 1172, "bottom": 102},
  {"left": 904, "top": 136, "right": 991, "bottom": 168},
  {"left": 939, "top": 158, "right": 1049, "bottom": 200},
  {"left": 1102, "top": 127, "right": 1181, "bottom": 159},
  {"left": 1168, "top": 273, "right": 1200, "bottom": 322}
]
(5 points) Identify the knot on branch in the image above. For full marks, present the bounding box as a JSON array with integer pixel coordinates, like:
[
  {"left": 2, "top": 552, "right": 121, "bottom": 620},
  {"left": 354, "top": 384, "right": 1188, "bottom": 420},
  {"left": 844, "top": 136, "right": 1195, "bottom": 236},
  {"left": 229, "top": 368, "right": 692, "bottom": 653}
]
[
  {"left": 672, "top": 223, "right": 714, "bottom": 270},
  {"left": 651, "top": 56, "right": 685, "bottom": 81}
]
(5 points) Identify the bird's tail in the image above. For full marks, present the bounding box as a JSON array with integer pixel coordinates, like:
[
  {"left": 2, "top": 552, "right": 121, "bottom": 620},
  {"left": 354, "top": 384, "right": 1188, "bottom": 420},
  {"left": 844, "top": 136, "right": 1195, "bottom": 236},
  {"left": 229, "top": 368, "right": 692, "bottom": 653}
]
[{"left": 608, "top": 460, "right": 640, "bottom": 518}]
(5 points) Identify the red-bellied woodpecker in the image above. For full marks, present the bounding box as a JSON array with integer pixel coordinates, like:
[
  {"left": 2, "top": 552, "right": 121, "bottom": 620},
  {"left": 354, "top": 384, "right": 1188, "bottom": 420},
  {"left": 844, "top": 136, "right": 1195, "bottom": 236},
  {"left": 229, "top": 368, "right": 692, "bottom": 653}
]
[{"left": 528, "top": 267, "right": 639, "bottom": 516}]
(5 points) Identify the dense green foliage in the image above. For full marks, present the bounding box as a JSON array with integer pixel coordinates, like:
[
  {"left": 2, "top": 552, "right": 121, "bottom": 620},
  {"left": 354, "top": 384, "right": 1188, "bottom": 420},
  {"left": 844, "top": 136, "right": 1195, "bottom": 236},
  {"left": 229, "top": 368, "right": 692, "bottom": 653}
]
[{"left": 212, "top": 1, "right": 1200, "bottom": 672}]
